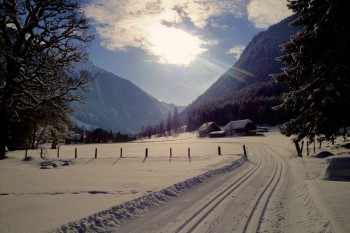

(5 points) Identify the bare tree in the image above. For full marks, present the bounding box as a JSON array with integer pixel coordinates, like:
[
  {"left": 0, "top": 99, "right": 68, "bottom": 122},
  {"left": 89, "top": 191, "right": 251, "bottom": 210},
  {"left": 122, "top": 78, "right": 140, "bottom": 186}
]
[{"left": 0, "top": 0, "right": 94, "bottom": 159}]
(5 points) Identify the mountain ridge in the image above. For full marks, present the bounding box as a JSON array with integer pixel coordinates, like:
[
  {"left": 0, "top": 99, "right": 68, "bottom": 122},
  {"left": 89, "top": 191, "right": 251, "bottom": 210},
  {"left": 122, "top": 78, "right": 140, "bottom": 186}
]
[
  {"left": 182, "top": 14, "right": 300, "bottom": 128},
  {"left": 191, "top": 14, "right": 299, "bottom": 107},
  {"left": 71, "top": 61, "right": 184, "bottom": 133}
]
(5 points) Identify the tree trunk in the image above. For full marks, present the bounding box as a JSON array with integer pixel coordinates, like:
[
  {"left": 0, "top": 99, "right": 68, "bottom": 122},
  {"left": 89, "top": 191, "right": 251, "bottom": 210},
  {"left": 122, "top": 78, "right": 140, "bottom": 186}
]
[
  {"left": 31, "top": 123, "right": 37, "bottom": 149},
  {"left": 0, "top": 139, "right": 7, "bottom": 160},
  {"left": 0, "top": 109, "right": 9, "bottom": 160},
  {"left": 1, "top": 58, "right": 18, "bottom": 159},
  {"left": 294, "top": 140, "right": 303, "bottom": 157}
]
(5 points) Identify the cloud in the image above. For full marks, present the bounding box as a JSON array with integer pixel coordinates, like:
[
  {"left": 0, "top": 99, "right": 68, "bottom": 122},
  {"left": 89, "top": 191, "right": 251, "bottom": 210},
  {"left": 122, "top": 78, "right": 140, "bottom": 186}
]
[
  {"left": 247, "top": 0, "right": 293, "bottom": 29},
  {"left": 226, "top": 45, "right": 245, "bottom": 60},
  {"left": 173, "top": 0, "right": 246, "bottom": 28},
  {"left": 84, "top": 0, "right": 246, "bottom": 64},
  {"left": 209, "top": 18, "right": 231, "bottom": 30}
]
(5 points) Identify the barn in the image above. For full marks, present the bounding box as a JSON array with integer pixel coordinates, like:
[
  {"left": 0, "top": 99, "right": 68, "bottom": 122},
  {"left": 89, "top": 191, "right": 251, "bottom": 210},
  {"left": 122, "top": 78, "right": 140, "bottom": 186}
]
[
  {"left": 209, "top": 130, "right": 227, "bottom": 138},
  {"left": 223, "top": 119, "right": 259, "bottom": 136},
  {"left": 197, "top": 122, "right": 221, "bottom": 137}
]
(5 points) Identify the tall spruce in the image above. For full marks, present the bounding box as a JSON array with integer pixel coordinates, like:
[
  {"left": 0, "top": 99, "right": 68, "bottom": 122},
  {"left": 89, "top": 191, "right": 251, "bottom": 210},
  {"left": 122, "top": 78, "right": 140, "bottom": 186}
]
[
  {"left": 166, "top": 111, "right": 172, "bottom": 135},
  {"left": 0, "top": 0, "right": 93, "bottom": 158},
  {"left": 272, "top": 0, "right": 350, "bottom": 156},
  {"left": 159, "top": 120, "right": 165, "bottom": 136},
  {"left": 173, "top": 107, "right": 180, "bottom": 134}
]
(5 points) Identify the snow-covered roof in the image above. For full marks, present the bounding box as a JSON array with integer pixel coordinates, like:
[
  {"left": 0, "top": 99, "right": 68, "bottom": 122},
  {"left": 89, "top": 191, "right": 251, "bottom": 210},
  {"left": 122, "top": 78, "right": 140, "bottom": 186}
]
[
  {"left": 209, "top": 130, "right": 226, "bottom": 135},
  {"left": 198, "top": 122, "right": 220, "bottom": 132},
  {"left": 224, "top": 119, "right": 256, "bottom": 131}
]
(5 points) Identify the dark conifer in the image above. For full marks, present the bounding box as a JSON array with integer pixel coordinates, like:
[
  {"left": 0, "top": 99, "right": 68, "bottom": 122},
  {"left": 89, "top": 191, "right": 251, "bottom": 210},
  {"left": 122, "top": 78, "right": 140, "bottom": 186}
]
[{"left": 272, "top": 0, "right": 350, "bottom": 156}]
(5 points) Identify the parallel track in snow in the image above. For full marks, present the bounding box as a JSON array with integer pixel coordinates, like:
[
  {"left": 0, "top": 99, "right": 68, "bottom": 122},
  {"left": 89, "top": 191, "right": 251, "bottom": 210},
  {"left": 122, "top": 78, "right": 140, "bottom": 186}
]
[
  {"left": 115, "top": 143, "right": 286, "bottom": 233},
  {"left": 242, "top": 145, "right": 284, "bottom": 233},
  {"left": 166, "top": 144, "right": 284, "bottom": 233},
  {"left": 171, "top": 148, "right": 264, "bottom": 233}
]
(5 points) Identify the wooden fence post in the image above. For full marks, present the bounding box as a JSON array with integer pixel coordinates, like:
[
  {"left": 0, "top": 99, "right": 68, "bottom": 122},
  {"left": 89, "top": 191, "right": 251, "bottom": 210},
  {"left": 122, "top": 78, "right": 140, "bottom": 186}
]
[
  {"left": 41, "top": 148, "right": 43, "bottom": 158},
  {"left": 188, "top": 147, "right": 191, "bottom": 158},
  {"left": 57, "top": 148, "right": 60, "bottom": 158},
  {"left": 120, "top": 148, "right": 123, "bottom": 158},
  {"left": 25, "top": 147, "right": 28, "bottom": 158},
  {"left": 170, "top": 147, "right": 172, "bottom": 158},
  {"left": 75, "top": 148, "right": 77, "bottom": 159},
  {"left": 145, "top": 148, "right": 148, "bottom": 158},
  {"left": 218, "top": 146, "right": 221, "bottom": 155},
  {"left": 314, "top": 140, "right": 316, "bottom": 154},
  {"left": 243, "top": 145, "right": 247, "bottom": 157},
  {"left": 95, "top": 148, "right": 97, "bottom": 158}
]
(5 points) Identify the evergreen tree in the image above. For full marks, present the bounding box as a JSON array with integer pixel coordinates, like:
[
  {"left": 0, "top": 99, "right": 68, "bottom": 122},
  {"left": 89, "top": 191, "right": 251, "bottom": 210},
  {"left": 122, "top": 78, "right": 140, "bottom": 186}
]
[
  {"left": 173, "top": 107, "right": 180, "bottom": 134},
  {"left": 272, "top": 0, "right": 350, "bottom": 156},
  {"left": 159, "top": 120, "right": 165, "bottom": 136},
  {"left": 166, "top": 111, "right": 172, "bottom": 135}
]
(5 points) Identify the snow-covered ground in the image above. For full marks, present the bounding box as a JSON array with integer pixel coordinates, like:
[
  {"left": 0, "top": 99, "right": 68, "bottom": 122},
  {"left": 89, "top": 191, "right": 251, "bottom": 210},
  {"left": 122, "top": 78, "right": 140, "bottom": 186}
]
[{"left": 0, "top": 130, "right": 349, "bottom": 233}]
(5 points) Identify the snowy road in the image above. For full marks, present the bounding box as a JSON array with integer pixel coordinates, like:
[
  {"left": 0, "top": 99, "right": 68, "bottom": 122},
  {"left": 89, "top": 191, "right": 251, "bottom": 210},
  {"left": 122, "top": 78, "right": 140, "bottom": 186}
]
[{"left": 117, "top": 143, "right": 287, "bottom": 233}]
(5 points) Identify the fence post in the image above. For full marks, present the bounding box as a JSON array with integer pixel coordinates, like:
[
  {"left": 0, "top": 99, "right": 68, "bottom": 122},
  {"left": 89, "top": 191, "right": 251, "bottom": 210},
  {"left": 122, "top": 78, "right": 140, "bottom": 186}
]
[
  {"left": 170, "top": 147, "right": 172, "bottom": 158},
  {"left": 218, "top": 146, "right": 221, "bottom": 155},
  {"left": 145, "top": 148, "right": 148, "bottom": 158},
  {"left": 95, "top": 148, "right": 97, "bottom": 158},
  {"left": 188, "top": 147, "right": 191, "bottom": 158},
  {"left": 307, "top": 141, "right": 310, "bottom": 156},
  {"left": 314, "top": 139, "right": 316, "bottom": 154},
  {"left": 25, "top": 147, "right": 28, "bottom": 158},
  {"left": 120, "top": 147, "right": 123, "bottom": 158},
  {"left": 57, "top": 148, "right": 60, "bottom": 158},
  {"left": 41, "top": 148, "right": 43, "bottom": 158},
  {"left": 75, "top": 148, "right": 77, "bottom": 159},
  {"left": 243, "top": 145, "right": 247, "bottom": 157}
]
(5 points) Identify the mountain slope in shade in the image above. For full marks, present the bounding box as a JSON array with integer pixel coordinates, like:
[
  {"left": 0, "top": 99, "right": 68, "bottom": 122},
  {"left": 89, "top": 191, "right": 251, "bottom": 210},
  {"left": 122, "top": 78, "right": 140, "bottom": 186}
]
[
  {"left": 71, "top": 61, "right": 183, "bottom": 133},
  {"left": 187, "top": 14, "right": 300, "bottom": 109},
  {"left": 181, "top": 15, "right": 300, "bottom": 126}
]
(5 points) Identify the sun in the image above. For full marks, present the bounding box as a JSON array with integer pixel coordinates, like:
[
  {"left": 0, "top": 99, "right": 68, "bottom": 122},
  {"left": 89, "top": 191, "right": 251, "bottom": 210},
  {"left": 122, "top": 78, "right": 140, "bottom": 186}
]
[{"left": 148, "top": 26, "right": 207, "bottom": 66}]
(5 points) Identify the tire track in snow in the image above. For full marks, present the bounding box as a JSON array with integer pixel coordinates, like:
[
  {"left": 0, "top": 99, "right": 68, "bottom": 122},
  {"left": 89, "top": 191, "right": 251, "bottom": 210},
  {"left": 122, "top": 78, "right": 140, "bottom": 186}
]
[
  {"left": 51, "top": 156, "right": 248, "bottom": 233},
  {"left": 165, "top": 147, "right": 263, "bottom": 233},
  {"left": 242, "top": 144, "right": 283, "bottom": 233},
  {"left": 178, "top": 144, "right": 283, "bottom": 233}
]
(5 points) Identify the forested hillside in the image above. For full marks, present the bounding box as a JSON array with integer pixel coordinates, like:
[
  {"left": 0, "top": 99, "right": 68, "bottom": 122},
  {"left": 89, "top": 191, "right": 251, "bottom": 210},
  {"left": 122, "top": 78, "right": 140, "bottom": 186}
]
[{"left": 183, "top": 14, "right": 300, "bottom": 130}]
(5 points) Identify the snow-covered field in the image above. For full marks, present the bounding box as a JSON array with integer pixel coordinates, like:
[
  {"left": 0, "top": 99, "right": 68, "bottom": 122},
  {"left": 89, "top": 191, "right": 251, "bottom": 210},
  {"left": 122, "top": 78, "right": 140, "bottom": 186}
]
[{"left": 0, "top": 130, "right": 349, "bottom": 233}]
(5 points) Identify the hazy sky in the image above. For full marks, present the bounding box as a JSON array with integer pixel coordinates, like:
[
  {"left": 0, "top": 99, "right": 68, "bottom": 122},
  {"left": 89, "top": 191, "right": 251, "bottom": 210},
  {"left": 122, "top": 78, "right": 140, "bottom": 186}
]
[{"left": 84, "top": 0, "right": 292, "bottom": 106}]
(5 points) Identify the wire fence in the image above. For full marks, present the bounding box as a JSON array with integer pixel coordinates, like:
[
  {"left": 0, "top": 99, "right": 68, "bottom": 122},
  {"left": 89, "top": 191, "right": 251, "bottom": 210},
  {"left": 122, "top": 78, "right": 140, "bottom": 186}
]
[{"left": 22, "top": 141, "right": 247, "bottom": 161}]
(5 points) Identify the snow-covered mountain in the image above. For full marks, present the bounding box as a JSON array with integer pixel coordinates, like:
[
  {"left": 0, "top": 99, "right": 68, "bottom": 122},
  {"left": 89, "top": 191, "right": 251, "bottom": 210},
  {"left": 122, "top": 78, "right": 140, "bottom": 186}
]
[{"left": 70, "top": 61, "right": 184, "bottom": 133}]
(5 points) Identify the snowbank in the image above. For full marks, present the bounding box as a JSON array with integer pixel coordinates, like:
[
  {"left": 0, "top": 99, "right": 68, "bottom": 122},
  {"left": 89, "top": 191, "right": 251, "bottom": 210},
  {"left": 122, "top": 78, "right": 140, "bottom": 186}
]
[
  {"left": 52, "top": 157, "right": 247, "bottom": 232},
  {"left": 0, "top": 134, "right": 245, "bottom": 233},
  {"left": 301, "top": 143, "right": 350, "bottom": 233},
  {"left": 324, "top": 155, "right": 350, "bottom": 181},
  {"left": 313, "top": 151, "right": 334, "bottom": 158}
]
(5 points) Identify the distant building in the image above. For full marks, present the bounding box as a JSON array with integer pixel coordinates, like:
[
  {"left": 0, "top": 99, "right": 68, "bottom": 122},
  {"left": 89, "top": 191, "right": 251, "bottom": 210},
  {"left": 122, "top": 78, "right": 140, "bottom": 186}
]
[
  {"left": 224, "top": 119, "right": 260, "bottom": 136},
  {"left": 209, "top": 131, "right": 227, "bottom": 138},
  {"left": 197, "top": 122, "right": 221, "bottom": 137},
  {"left": 65, "top": 132, "right": 82, "bottom": 144}
]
